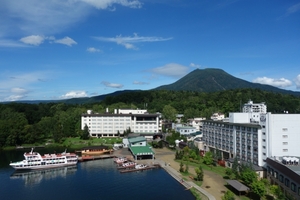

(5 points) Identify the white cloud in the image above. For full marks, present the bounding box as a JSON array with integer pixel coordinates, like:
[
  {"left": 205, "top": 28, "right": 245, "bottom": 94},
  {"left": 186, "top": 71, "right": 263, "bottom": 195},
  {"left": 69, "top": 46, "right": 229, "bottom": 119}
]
[
  {"left": 87, "top": 47, "right": 101, "bottom": 52},
  {"left": 2, "top": 87, "right": 29, "bottom": 101},
  {"left": 252, "top": 77, "right": 292, "bottom": 88},
  {"left": 102, "top": 81, "right": 123, "bottom": 88},
  {"left": 0, "top": 1, "right": 89, "bottom": 36},
  {"left": 4, "top": 95, "right": 25, "bottom": 102},
  {"left": 11, "top": 87, "right": 28, "bottom": 94},
  {"left": 0, "top": 71, "right": 49, "bottom": 89},
  {"left": 151, "top": 63, "right": 189, "bottom": 78},
  {"left": 18, "top": 35, "right": 77, "bottom": 47},
  {"left": 0, "top": 39, "right": 28, "bottom": 47},
  {"left": 190, "top": 63, "right": 201, "bottom": 68},
  {"left": 133, "top": 81, "right": 149, "bottom": 85},
  {"left": 20, "top": 35, "right": 45, "bottom": 46},
  {"left": 94, "top": 33, "right": 172, "bottom": 50},
  {"left": 295, "top": 74, "right": 300, "bottom": 89},
  {"left": 0, "top": 0, "right": 142, "bottom": 41},
  {"left": 54, "top": 36, "right": 77, "bottom": 46},
  {"left": 81, "top": 0, "right": 142, "bottom": 9},
  {"left": 287, "top": 3, "right": 300, "bottom": 15},
  {"left": 60, "top": 91, "right": 88, "bottom": 99},
  {"left": 0, "top": 71, "right": 51, "bottom": 101}
]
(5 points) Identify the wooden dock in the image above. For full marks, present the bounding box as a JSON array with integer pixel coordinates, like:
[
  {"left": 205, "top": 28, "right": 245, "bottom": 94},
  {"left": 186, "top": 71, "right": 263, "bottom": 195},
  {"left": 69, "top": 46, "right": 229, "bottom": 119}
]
[
  {"left": 119, "top": 164, "right": 161, "bottom": 173},
  {"left": 117, "top": 165, "right": 136, "bottom": 170}
]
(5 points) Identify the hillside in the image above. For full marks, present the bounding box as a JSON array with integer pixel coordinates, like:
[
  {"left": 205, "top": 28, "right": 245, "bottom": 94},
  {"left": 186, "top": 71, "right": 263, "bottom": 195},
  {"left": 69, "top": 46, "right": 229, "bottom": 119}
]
[
  {"left": 3, "top": 68, "right": 300, "bottom": 105},
  {"left": 154, "top": 68, "right": 300, "bottom": 96}
]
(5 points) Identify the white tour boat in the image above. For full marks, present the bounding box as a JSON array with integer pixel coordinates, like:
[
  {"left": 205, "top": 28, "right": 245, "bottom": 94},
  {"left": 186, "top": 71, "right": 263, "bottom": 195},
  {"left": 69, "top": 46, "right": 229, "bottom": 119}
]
[{"left": 10, "top": 148, "right": 78, "bottom": 170}]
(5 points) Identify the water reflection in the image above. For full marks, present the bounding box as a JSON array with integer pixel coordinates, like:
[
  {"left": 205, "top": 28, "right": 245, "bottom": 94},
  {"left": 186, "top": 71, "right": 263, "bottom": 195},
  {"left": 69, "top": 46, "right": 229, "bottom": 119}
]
[{"left": 10, "top": 166, "right": 77, "bottom": 186}]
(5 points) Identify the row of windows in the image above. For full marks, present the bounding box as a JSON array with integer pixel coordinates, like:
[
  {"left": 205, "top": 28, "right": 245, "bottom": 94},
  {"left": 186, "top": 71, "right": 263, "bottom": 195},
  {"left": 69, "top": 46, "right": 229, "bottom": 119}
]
[
  {"left": 235, "top": 155, "right": 257, "bottom": 164},
  {"left": 203, "top": 123, "right": 258, "bottom": 132},
  {"left": 84, "top": 118, "right": 131, "bottom": 122},
  {"left": 204, "top": 130, "right": 257, "bottom": 137},
  {"left": 268, "top": 166, "right": 300, "bottom": 195}
]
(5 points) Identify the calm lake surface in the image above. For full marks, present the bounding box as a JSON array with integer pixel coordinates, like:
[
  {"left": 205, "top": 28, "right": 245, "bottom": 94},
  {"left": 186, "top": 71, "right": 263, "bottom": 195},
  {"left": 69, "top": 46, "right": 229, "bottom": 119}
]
[{"left": 0, "top": 148, "right": 195, "bottom": 200}]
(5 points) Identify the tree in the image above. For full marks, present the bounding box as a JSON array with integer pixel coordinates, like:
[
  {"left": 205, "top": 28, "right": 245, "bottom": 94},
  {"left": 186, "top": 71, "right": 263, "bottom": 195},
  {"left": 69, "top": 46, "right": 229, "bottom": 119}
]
[
  {"left": 225, "top": 168, "right": 234, "bottom": 179},
  {"left": 179, "top": 161, "right": 184, "bottom": 172},
  {"left": 222, "top": 190, "right": 235, "bottom": 200},
  {"left": 232, "top": 157, "right": 239, "bottom": 179},
  {"left": 194, "top": 167, "right": 204, "bottom": 181},
  {"left": 184, "top": 163, "right": 189, "bottom": 173},
  {"left": 240, "top": 168, "right": 257, "bottom": 186},
  {"left": 80, "top": 124, "right": 90, "bottom": 140},
  {"left": 162, "top": 105, "right": 177, "bottom": 122},
  {"left": 269, "top": 185, "right": 284, "bottom": 200},
  {"left": 251, "top": 180, "right": 266, "bottom": 199},
  {"left": 183, "top": 108, "right": 200, "bottom": 121},
  {"left": 203, "top": 151, "right": 213, "bottom": 165}
]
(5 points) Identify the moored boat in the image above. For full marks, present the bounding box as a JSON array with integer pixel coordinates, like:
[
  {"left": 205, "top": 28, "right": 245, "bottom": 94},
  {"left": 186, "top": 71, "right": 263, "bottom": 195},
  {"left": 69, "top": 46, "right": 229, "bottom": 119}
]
[
  {"left": 81, "top": 146, "right": 113, "bottom": 156},
  {"left": 121, "top": 162, "right": 136, "bottom": 168},
  {"left": 9, "top": 148, "right": 78, "bottom": 170},
  {"left": 114, "top": 157, "right": 127, "bottom": 164},
  {"left": 135, "top": 164, "right": 147, "bottom": 169}
]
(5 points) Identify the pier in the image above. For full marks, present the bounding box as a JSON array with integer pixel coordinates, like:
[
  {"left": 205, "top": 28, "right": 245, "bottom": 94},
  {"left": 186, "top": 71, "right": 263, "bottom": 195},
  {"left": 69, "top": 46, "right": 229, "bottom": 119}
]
[{"left": 119, "top": 165, "right": 160, "bottom": 173}]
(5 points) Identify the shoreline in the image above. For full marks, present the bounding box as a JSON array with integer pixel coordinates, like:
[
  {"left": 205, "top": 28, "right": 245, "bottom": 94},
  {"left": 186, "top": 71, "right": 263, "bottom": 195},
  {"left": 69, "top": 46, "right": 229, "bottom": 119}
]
[
  {"left": 156, "top": 159, "right": 216, "bottom": 200},
  {"left": 128, "top": 147, "right": 216, "bottom": 200}
]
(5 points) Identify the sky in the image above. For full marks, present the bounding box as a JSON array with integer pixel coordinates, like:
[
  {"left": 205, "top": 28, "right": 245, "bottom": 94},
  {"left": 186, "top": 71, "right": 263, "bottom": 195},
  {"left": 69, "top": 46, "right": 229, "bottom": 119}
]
[{"left": 0, "top": 0, "right": 300, "bottom": 102}]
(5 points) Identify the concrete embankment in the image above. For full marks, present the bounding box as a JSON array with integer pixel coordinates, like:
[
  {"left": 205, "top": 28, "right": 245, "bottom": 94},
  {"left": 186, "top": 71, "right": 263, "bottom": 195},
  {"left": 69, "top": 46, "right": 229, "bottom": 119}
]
[{"left": 155, "top": 160, "right": 216, "bottom": 200}]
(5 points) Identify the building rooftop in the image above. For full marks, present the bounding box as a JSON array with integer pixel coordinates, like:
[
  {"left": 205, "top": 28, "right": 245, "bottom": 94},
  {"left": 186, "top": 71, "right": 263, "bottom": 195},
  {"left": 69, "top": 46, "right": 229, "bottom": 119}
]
[
  {"left": 177, "top": 126, "right": 196, "bottom": 129},
  {"left": 128, "top": 136, "right": 146, "bottom": 144},
  {"left": 129, "top": 145, "right": 154, "bottom": 156},
  {"left": 202, "top": 119, "right": 261, "bottom": 128},
  {"left": 268, "top": 156, "right": 300, "bottom": 176}
]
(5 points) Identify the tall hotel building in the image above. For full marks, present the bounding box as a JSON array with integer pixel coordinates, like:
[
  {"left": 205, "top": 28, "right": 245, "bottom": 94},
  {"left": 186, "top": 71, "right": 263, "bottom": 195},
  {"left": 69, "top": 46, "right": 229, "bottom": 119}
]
[
  {"left": 81, "top": 108, "right": 161, "bottom": 137},
  {"left": 202, "top": 100, "right": 300, "bottom": 168}
]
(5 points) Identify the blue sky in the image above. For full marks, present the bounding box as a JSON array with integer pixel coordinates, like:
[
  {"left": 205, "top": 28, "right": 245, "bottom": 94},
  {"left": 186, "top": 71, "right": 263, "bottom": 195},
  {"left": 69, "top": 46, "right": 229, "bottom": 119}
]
[{"left": 0, "top": 0, "right": 300, "bottom": 101}]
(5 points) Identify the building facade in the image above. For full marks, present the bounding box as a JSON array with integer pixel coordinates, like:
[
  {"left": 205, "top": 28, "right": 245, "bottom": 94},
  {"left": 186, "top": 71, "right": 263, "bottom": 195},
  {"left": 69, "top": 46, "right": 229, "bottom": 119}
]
[
  {"left": 187, "top": 117, "right": 206, "bottom": 131},
  {"left": 176, "top": 126, "right": 197, "bottom": 136},
  {"left": 81, "top": 109, "right": 161, "bottom": 137},
  {"left": 202, "top": 100, "right": 300, "bottom": 168},
  {"left": 266, "top": 157, "right": 300, "bottom": 199}
]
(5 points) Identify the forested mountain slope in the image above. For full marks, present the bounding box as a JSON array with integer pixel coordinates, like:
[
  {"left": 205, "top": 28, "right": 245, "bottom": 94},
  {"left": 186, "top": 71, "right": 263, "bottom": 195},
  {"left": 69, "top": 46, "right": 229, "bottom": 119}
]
[{"left": 155, "top": 68, "right": 300, "bottom": 96}]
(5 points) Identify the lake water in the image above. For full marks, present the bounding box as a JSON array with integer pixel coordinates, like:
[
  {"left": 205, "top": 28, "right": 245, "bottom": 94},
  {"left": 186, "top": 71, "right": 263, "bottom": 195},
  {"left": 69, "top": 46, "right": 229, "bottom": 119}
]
[{"left": 0, "top": 148, "right": 195, "bottom": 200}]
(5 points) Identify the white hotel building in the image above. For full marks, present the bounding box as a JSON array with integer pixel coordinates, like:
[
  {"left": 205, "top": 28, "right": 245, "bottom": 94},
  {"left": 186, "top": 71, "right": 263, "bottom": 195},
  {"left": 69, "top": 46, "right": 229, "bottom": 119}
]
[
  {"left": 81, "top": 109, "right": 161, "bottom": 137},
  {"left": 202, "top": 100, "right": 300, "bottom": 168}
]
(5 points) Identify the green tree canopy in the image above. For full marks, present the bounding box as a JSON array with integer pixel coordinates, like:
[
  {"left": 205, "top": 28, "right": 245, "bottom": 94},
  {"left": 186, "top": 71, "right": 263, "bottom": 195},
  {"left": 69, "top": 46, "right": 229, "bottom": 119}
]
[
  {"left": 221, "top": 190, "right": 235, "bottom": 200},
  {"left": 162, "top": 105, "right": 177, "bottom": 122},
  {"left": 80, "top": 124, "right": 90, "bottom": 140},
  {"left": 251, "top": 180, "right": 266, "bottom": 199},
  {"left": 203, "top": 151, "right": 213, "bottom": 165}
]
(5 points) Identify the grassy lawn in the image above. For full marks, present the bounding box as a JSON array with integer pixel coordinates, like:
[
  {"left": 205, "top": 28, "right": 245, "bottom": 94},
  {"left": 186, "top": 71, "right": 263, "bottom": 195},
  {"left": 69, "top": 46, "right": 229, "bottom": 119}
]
[
  {"left": 176, "top": 159, "right": 227, "bottom": 177},
  {"left": 2, "top": 137, "right": 123, "bottom": 150},
  {"left": 62, "top": 137, "right": 123, "bottom": 148},
  {"left": 174, "top": 158, "right": 252, "bottom": 200}
]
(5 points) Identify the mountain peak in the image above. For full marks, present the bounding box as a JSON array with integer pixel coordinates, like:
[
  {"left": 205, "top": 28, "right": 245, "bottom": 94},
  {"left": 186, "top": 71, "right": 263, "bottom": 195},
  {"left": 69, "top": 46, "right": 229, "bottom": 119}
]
[{"left": 155, "top": 68, "right": 300, "bottom": 96}]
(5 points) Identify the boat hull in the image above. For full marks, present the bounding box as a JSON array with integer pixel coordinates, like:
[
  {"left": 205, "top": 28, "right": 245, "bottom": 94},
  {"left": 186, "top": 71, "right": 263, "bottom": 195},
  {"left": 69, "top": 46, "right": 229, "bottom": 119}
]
[
  {"left": 9, "top": 148, "right": 78, "bottom": 171},
  {"left": 11, "top": 162, "right": 78, "bottom": 170},
  {"left": 81, "top": 150, "right": 112, "bottom": 156}
]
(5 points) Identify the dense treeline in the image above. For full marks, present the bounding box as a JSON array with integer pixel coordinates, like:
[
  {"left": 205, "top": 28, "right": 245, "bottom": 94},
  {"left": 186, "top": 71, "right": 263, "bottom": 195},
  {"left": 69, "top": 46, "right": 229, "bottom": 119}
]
[
  {"left": 103, "top": 88, "right": 300, "bottom": 117},
  {"left": 0, "top": 88, "right": 299, "bottom": 148}
]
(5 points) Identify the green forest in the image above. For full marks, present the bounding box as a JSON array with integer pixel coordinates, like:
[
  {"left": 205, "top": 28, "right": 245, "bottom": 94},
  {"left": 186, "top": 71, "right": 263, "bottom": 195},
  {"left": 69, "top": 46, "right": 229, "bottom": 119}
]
[{"left": 1, "top": 88, "right": 300, "bottom": 148}]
